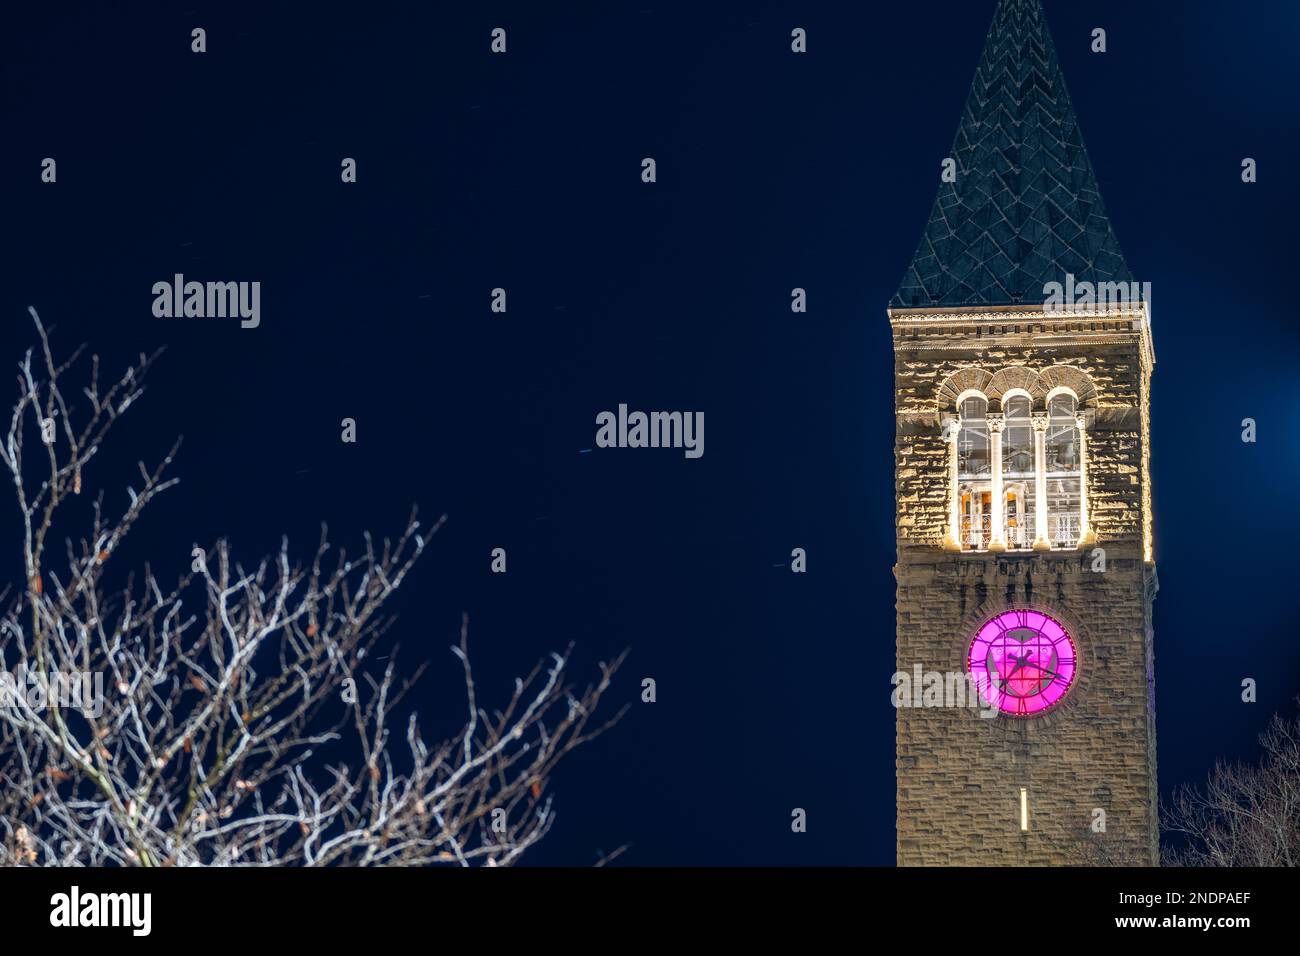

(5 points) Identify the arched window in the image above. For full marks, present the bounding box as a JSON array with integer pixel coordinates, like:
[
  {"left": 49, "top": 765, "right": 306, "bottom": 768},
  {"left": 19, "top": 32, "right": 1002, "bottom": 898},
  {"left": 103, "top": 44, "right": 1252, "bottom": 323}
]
[
  {"left": 957, "top": 396, "right": 990, "bottom": 550},
  {"left": 1045, "top": 392, "right": 1081, "bottom": 548},
  {"left": 1001, "top": 393, "right": 1035, "bottom": 550},
  {"left": 957, "top": 395, "right": 989, "bottom": 476},
  {"left": 1002, "top": 394, "right": 1034, "bottom": 475}
]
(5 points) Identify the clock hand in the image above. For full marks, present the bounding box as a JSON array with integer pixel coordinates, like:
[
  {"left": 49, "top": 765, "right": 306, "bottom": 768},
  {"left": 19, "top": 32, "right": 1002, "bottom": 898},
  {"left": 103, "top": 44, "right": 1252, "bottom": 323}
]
[{"left": 997, "top": 655, "right": 1029, "bottom": 690}]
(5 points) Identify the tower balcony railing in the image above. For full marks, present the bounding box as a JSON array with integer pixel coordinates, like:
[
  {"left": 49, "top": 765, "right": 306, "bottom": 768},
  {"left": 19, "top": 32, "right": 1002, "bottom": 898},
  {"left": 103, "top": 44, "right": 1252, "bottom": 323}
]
[
  {"left": 1049, "top": 515, "right": 1080, "bottom": 550},
  {"left": 1002, "top": 524, "right": 1031, "bottom": 550},
  {"left": 958, "top": 517, "right": 1080, "bottom": 552},
  {"left": 960, "top": 516, "right": 991, "bottom": 551}
]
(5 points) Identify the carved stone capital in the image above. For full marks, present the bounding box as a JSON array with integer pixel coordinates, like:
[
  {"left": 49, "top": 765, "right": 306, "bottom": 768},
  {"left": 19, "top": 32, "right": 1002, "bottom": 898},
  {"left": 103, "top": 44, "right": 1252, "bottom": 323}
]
[
  {"left": 1030, "top": 412, "right": 1050, "bottom": 432},
  {"left": 985, "top": 413, "right": 1005, "bottom": 434}
]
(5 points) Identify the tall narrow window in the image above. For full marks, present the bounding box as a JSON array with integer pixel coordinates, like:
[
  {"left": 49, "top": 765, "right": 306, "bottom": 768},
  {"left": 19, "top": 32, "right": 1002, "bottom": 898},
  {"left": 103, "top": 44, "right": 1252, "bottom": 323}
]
[
  {"left": 957, "top": 396, "right": 990, "bottom": 551},
  {"left": 1001, "top": 394, "right": 1035, "bottom": 550},
  {"left": 1045, "top": 392, "right": 1081, "bottom": 548}
]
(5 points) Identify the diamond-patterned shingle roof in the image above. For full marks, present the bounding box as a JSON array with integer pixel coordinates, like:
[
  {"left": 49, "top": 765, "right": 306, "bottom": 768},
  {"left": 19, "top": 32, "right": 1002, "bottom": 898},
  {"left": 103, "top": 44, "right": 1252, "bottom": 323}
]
[{"left": 891, "top": 0, "right": 1132, "bottom": 309}]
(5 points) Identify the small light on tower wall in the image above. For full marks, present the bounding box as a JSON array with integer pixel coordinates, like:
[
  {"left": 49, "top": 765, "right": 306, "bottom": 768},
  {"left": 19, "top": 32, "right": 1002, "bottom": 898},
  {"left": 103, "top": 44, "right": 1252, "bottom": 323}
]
[{"left": 1019, "top": 788, "right": 1029, "bottom": 832}]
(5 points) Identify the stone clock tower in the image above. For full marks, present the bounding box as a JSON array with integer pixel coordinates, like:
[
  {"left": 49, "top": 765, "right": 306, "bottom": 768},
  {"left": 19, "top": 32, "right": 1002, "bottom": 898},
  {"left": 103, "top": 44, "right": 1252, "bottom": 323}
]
[{"left": 890, "top": 0, "right": 1158, "bottom": 865}]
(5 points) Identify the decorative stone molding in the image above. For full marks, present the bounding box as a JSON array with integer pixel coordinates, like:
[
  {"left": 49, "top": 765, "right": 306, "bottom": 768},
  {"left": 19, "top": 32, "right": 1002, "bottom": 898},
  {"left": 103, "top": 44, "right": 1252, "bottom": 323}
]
[
  {"left": 1038, "top": 365, "right": 1098, "bottom": 408},
  {"left": 985, "top": 366, "right": 1041, "bottom": 405},
  {"left": 936, "top": 367, "right": 993, "bottom": 409},
  {"left": 888, "top": 304, "right": 1147, "bottom": 323},
  {"left": 938, "top": 365, "right": 1099, "bottom": 414},
  {"left": 889, "top": 302, "right": 1155, "bottom": 373}
]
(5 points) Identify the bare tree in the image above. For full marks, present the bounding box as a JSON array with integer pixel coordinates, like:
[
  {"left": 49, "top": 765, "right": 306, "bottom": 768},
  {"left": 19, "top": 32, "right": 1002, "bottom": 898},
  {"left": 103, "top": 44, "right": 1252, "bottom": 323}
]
[
  {"left": 1065, "top": 833, "right": 1152, "bottom": 867},
  {"left": 1162, "top": 706, "right": 1300, "bottom": 866},
  {"left": 0, "top": 308, "right": 625, "bottom": 867}
]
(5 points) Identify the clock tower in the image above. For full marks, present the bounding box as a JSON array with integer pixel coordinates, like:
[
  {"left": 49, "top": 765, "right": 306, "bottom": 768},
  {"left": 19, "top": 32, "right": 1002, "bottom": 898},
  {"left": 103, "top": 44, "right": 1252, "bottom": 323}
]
[{"left": 890, "top": 0, "right": 1158, "bottom": 865}]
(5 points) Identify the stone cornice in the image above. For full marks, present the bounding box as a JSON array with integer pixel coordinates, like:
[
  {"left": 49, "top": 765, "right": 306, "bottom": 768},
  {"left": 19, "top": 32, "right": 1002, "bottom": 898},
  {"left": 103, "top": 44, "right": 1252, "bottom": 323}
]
[
  {"left": 895, "top": 334, "right": 1140, "bottom": 349},
  {"left": 889, "top": 302, "right": 1156, "bottom": 372},
  {"left": 887, "top": 302, "right": 1141, "bottom": 320}
]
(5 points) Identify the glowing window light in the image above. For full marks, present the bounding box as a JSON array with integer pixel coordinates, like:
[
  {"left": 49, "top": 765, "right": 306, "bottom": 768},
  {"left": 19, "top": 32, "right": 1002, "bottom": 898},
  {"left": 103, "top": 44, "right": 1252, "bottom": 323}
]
[{"left": 1019, "top": 788, "right": 1029, "bottom": 831}]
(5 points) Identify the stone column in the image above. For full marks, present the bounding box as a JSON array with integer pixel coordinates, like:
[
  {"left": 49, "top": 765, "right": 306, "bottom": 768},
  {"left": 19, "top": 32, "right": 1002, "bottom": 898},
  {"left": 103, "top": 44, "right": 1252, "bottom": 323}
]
[
  {"left": 1076, "top": 414, "right": 1095, "bottom": 546},
  {"left": 944, "top": 416, "right": 961, "bottom": 551},
  {"left": 1031, "top": 412, "right": 1051, "bottom": 550},
  {"left": 987, "top": 413, "right": 1006, "bottom": 551}
]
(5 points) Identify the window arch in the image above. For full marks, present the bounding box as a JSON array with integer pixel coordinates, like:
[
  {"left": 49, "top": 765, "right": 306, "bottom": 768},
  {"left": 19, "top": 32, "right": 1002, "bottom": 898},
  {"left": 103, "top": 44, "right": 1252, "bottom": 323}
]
[
  {"left": 957, "top": 395, "right": 989, "bottom": 477},
  {"left": 940, "top": 371, "right": 1094, "bottom": 553},
  {"left": 998, "top": 391, "right": 1032, "bottom": 550},
  {"left": 1002, "top": 392, "right": 1034, "bottom": 476},
  {"left": 957, "top": 395, "right": 990, "bottom": 550},
  {"left": 1045, "top": 391, "right": 1081, "bottom": 548}
]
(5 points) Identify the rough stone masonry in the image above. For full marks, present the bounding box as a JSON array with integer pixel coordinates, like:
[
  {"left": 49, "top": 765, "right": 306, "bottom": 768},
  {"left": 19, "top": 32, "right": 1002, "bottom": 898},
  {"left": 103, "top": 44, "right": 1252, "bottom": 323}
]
[{"left": 891, "top": 308, "right": 1158, "bottom": 865}]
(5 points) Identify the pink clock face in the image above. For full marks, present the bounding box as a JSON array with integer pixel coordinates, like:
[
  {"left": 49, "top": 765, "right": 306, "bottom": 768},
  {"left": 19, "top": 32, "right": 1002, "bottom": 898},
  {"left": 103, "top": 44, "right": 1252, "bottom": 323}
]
[{"left": 967, "top": 610, "right": 1077, "bottom": 716}]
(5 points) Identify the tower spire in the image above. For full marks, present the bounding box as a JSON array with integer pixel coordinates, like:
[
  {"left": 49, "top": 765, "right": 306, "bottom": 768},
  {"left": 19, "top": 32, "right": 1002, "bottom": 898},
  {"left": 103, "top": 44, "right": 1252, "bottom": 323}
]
[{"left": 892, "top": 0, "right": 1132, "bottom": 309}]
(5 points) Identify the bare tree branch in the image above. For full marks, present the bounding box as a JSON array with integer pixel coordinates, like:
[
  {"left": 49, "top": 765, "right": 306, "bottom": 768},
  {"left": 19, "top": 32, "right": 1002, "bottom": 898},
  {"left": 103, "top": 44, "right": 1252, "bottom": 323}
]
[
  {"left": 0, "top": 308, "right": 626, "bottom": 867},
  {"left": 1160, "top": 704, "right": 1300, "bottom": 867}
]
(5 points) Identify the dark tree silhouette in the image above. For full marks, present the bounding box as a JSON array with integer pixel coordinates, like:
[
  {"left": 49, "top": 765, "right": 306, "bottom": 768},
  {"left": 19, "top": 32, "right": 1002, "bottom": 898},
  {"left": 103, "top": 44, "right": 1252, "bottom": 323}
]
[{"left": 1162, "top": 705, "right": 1300, "bottom": 867}]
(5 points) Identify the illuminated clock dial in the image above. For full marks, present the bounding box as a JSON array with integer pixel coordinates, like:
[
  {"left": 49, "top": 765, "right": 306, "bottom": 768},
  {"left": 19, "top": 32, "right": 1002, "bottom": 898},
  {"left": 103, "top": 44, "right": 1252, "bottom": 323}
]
[{"left": 967, "top": 609, "right": 1077, "bottom": 716}]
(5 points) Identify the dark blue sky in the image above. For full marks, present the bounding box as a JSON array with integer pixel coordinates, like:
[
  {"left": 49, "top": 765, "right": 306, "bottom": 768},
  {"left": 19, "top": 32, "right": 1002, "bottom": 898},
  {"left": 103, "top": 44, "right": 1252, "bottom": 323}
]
[{"left": 4, "top": 0, "right": 1299, "bottom": 865}]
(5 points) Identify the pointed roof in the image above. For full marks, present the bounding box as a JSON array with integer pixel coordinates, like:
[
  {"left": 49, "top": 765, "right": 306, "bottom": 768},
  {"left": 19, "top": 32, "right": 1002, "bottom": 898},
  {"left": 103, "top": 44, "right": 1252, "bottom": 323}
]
[{"left": 891, "top": 0, "right": 1132, "bottom": 309}]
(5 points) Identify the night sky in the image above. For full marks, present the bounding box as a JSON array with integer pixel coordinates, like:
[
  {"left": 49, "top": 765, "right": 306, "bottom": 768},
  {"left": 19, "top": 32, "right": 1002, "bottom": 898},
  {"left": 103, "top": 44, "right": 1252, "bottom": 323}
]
[{"left": 4, "top": 1, "right": 1299, "bottom": 865}]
